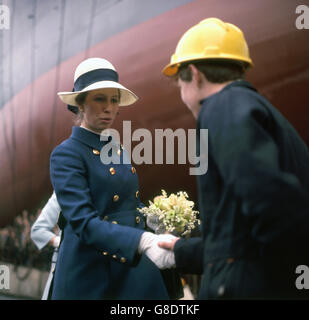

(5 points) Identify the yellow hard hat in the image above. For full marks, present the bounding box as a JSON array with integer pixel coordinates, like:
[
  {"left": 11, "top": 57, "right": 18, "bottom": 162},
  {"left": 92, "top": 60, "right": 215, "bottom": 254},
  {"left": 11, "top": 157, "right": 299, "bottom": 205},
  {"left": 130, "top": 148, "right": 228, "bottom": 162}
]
[{"left": 162, "top": 18, "right": 253, "bottom": 77}]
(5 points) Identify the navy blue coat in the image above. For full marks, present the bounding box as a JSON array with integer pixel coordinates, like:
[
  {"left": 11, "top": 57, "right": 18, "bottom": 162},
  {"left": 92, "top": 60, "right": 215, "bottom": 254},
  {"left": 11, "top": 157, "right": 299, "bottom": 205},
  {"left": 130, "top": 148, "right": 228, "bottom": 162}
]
[
  {"left": 49, "top": 126, "right": 170, "bottom": 299},
  {"left": 175, "top": 80, "right": 309, "bottom": 299}
]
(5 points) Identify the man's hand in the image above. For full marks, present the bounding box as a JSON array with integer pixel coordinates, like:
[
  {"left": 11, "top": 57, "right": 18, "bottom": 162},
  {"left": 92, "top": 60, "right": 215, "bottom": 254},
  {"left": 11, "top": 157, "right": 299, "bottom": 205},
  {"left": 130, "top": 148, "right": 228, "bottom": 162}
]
[
  {"left": 50, "top": 235, "right": 60, "bottom": 248},
  {"left": 158, "top": 235, "right": 180, "bottom": 251}
]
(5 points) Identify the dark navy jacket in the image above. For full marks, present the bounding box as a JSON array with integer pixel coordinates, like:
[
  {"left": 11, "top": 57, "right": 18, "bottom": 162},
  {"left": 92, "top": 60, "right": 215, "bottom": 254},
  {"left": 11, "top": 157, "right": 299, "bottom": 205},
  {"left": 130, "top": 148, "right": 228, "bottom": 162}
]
[
  {"left": 50, "top": 126, "right": 170, "bottom": 299},
  {"left": 175, "top": 80, "right": 309, "bottom": 299}
]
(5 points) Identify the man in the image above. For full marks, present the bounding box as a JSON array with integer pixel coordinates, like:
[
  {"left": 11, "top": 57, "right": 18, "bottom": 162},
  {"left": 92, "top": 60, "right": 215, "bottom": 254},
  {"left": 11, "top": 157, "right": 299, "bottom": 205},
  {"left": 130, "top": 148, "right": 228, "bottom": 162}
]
[{"left": 159, "top": 18, "right": 309, "bottom": 299}]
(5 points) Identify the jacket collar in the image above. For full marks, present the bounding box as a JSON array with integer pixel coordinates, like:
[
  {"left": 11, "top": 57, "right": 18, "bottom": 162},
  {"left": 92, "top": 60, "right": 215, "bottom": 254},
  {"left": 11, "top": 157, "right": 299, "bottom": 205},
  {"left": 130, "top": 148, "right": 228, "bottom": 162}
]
[
  {"left": 199, "top": 80, "right": 257, "bottom": 106},
  {"left": 222, "top": 79, "right": 257, "bottom": 92},
  {"left": 197, "top": 80, "right": 258, "bottom": 126},
  {"left": 70, "top": 126, "right": 113, "bottom": 150}
]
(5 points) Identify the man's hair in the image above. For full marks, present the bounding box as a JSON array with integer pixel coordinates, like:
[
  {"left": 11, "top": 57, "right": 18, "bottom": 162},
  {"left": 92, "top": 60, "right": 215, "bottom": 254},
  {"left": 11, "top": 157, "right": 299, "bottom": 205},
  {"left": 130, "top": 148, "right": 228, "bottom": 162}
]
[{"left": 177, "top": 59, "right": 247, "bottom": 83}]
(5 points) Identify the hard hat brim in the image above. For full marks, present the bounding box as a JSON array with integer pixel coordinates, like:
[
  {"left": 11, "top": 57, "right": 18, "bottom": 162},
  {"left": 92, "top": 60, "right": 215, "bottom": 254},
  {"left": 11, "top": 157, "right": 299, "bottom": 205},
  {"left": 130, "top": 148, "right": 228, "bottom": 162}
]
[{"left": 162, "top": 56, "right": 254, "bottom": 77}]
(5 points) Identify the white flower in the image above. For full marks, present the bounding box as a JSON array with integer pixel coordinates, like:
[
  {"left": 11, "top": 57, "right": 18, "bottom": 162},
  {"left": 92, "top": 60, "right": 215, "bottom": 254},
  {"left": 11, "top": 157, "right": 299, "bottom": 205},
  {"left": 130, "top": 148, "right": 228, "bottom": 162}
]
[{"left": 137, "top": 189, "right": 200, "bottom": 236}]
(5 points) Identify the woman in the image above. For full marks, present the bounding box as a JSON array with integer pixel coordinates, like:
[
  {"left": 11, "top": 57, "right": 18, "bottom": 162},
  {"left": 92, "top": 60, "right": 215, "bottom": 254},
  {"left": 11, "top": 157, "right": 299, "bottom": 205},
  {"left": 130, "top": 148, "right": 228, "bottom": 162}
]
[
  {"left": 30, "top": 191, "right": 61, "bottom": 300},
  {"left": 50, "top": 57, "right": 182, "bottom": 300}
]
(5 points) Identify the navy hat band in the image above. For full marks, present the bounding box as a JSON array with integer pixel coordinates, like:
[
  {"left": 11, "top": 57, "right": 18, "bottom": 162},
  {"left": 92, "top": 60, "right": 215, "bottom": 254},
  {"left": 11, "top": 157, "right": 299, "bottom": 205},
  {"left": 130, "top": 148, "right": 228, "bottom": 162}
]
[{"left": 74, "top": 68, "right": 119, "bottom": 92}]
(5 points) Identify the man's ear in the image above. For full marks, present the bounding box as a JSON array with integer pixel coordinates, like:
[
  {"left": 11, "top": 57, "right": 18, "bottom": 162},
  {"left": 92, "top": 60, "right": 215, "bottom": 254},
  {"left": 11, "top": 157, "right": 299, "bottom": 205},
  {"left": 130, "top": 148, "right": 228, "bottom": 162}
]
[{"left": 188, "top": 64, "right": 203, "bottom": 87}]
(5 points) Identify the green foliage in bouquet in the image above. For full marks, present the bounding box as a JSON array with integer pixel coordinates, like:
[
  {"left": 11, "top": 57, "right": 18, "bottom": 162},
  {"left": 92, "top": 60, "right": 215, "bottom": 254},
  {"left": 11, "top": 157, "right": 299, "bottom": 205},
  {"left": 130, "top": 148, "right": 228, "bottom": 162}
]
[{"left": 138, "top": 189, "right": 200, "bottom": 236}]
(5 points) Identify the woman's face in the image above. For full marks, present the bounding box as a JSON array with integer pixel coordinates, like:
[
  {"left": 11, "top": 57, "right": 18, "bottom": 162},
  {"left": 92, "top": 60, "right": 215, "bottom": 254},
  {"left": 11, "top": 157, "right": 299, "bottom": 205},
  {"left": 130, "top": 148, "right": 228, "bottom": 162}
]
[{"left": 80, "top": 88, "right": 120, "bottom": 133}]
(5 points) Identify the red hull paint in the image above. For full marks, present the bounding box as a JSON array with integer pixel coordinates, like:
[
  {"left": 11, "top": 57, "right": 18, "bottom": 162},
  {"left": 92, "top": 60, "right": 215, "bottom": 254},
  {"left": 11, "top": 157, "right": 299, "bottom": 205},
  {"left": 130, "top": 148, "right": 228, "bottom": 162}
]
[{"left": 1, "top": 0, "right": 308, "bottom": 226}]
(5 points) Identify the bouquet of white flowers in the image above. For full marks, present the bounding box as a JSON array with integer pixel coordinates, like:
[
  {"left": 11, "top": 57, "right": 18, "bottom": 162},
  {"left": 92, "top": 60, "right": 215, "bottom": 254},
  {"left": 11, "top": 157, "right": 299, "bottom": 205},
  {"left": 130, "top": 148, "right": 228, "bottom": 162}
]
[{"left": 138, "top": 189, "right": 200, "bottom": 237}]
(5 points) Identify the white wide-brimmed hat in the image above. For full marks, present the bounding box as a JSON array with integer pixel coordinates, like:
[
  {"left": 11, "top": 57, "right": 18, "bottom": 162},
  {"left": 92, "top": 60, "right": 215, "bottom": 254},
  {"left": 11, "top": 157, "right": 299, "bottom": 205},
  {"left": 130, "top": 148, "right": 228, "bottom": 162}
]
[{"left": 57, "top": 58, "right": 138, "bottom": 112}]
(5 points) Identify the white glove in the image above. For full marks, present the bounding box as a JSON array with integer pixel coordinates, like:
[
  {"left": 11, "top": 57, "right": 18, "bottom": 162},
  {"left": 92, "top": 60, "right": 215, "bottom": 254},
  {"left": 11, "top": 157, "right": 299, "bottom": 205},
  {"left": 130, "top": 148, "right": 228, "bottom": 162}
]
[{"left": 138, "top": 232, "right": 176, "bottom": 269}]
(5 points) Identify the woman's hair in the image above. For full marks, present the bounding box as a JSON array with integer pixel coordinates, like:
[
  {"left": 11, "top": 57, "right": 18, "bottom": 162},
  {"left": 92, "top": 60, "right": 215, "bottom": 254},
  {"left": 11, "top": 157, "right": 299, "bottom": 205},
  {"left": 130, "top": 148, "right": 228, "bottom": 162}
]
[
  {"left": 177, "top": 59, "right": 247, "bottom": 84},
  {"left": 73, "top": 89, "right": 121, "bottom": 125},
  {"left": 74, "top": 92, "right": 88, "bottom": 125},
  {"left": 75, "top": 91, "right": 89, "bottom": 107}
]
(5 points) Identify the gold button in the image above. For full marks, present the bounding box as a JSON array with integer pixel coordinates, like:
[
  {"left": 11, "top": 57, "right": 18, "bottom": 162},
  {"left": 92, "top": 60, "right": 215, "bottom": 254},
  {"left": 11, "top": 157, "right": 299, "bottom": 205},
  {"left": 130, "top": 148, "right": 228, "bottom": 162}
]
[
  {"left": 103, "top": 216, "right": 108, "bottom": 221},
  {"left": 136, "top": 190, "right": 139, "bottom": 198},
  {"left": 110, "top": 167, "right": 116, "bottom": 175},
  {"left": 131, "top": 167, "right": 136, "bottom": 174},
  {"left": 117, "top": 149, "right": 121, "bottom": 156},
  {"left": 112, "top": 254, "right": 117, "bottom": 259},
  {"left": 113, "top": 195, "right": 119, "bottom": 202},
  {"left": 112, "top": 221, "right": 118, "bottom": 224},
  {"left": 120, "top": 257, "right": 126, "bottom": 263},
  {"left": 102, "top": 251, "right": 108, "bottom": 256},
  {"left": 93, "top": 149, "right": 100, "bottom": 155},
  {"left": 136, "top": 216, "right": 141, "bottom": 224}
]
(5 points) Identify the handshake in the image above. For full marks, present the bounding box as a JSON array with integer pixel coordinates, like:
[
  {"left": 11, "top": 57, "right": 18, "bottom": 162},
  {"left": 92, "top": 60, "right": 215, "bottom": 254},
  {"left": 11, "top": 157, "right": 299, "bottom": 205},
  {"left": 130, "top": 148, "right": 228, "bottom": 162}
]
[{"left": 138, "top": 232, "right": 179, "bottom": 269}]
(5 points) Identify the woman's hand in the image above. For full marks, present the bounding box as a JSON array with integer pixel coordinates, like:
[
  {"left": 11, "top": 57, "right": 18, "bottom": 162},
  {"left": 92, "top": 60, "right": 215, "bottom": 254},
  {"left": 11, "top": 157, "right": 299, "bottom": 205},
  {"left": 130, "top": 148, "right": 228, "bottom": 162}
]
[{"left": 138, "top": 232, "right": 177, "bottom": 269}]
